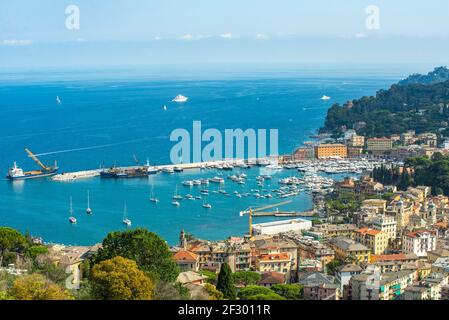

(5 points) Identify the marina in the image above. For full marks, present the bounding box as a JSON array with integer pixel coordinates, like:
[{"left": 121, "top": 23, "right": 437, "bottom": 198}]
[{"left": 0, "top": 69, "right": 397, "bottom": 246}]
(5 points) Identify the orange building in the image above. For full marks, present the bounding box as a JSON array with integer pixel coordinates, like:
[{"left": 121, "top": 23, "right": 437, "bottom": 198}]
[{"left": 314, "top": 144, "right": 347, "bottom": 159}]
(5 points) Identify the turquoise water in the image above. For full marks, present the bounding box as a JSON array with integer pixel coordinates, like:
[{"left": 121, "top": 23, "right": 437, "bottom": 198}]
[{"left": 0, "top": 66, "right": 404, "bottom": 245}]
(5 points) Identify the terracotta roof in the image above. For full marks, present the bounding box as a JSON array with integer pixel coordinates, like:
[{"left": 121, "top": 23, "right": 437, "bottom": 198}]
[
  {"left": 172, "top": 250, "right": 199, "bottom": 262},
  {"left": 258, "top": 253, "right": 290, "bottom": 262},
  {"left": 371, "top": 253, "right": 414, "bottom": 263},
  {"left": 356, "top": 227, "right": 381, "bottom": 236},
  {"left": 259, "top": 272, "right": 285, "bottom": 285}
]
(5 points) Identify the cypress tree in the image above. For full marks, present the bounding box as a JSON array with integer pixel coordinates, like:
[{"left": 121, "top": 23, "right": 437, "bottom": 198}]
[{"left": 216, "top": 263, "right": 236, "bottom": 300}]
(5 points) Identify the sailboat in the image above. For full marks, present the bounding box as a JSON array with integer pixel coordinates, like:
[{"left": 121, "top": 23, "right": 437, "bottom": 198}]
[
  {"left": 86, "top": 190, "right": 92, "bottom": 214},
  {"left": 163, "top": 105, "right": 167, "bottom": 111},
  {"left": 173, "top": 185, "right": 183, "bottom": 200},
  {"left": 56, "top": 96, "right": 62, "bottom": 105},
  {"left": 122, "top": 203, "right": 132, "bottom": 227},
  {"left": 68, "top": 196, "right": 77, "bottom": 224},
  {"left": 149, "top": 181, "right": 159, "bottom": 203},
  {"left": 202, "top": 196, "right": 212, "bottom": 209}
]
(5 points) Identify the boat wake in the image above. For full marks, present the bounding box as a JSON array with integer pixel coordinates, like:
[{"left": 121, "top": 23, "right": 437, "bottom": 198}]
[{"left": 32, "top": 138, "right": 148, "bottom": 157}]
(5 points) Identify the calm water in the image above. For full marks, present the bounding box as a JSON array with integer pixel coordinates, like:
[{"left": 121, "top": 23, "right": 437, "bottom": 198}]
[{"left": 0, "top": 66, "right": 404, "bottom": 245}]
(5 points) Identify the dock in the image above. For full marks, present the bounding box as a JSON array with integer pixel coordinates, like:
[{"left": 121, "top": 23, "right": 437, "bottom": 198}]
[{"left": 50, "top": 159, "right": 255, "bottom": 182}]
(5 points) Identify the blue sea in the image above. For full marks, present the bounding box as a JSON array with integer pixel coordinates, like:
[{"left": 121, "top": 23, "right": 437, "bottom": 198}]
[{"left": 0, "top": 65, "right": 407, "bottom": 245}]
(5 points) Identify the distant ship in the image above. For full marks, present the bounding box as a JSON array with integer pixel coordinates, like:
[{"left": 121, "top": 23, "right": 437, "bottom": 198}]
[
  {"left": 172, "top": 95, "right": 188, "bottom": 103},
  {"left": 6, "top": 149, "right": 58, "bottom": 180},
  {"left": 321, "top": 95, "right": 331, "bottom": 101},
  {"left": 56, "top": 96, "right": 62, "bottom": 105}
]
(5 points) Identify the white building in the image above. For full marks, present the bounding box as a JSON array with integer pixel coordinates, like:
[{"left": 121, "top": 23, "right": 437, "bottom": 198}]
[
  {"left": 371, "top": 215, "right": 397, "bottom": 241},
  {"left": 402, "top": 230, "right": 437, "bottom": 257},
  {"left": 252, "top": 219, "right": 312, "bottom": 236}
]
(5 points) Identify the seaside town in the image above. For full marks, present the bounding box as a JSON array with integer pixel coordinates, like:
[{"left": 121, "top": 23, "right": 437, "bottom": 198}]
[{"left": 3, "top": 125, "right": 449, "bottom": 301}]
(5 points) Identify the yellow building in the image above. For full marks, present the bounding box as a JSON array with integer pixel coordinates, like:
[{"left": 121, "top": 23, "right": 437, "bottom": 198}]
[
  {"left": 349, "top": 135, "right": 365, "bottom": 147},
  {"left": 314, "top": 144, "right": 348, "bottom": 159},
  {"left": 354, "top": 228, "right": 389, "bottom": 255},
  {"left": 255, "top": 253, "right": 292, "bottom": 275},
  {"left": 366, "top": 138, "right": 393, "bottom": 153},
  {"left": 329, "top": 237, "right": 371, "bottom": 264}
]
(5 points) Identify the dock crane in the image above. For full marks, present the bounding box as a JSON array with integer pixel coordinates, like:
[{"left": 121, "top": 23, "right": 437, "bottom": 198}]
[
  {"left": 25, "top": 148, "right": 53, "bottom": 172},
  {"left": 240, "top": 200, "right": 293, "bottom": 237}
]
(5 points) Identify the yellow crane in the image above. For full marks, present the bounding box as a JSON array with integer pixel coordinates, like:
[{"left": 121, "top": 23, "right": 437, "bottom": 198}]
[
  {"left": 240, "top": 200, "right": 292, "bottom": 237},
  {"left": 25, "top": 148, "right": 51, "bottom": 171}
]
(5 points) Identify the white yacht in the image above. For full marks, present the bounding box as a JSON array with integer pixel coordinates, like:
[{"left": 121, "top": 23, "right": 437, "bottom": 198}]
[
  {"left": 172, "top": 95, "right": 188, "bottom": 103},
  {"left": 321, "top": 95, "right": 331, "bottom": 100}
]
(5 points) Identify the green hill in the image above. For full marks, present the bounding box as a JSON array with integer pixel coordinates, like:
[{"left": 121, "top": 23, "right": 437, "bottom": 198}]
[{"left": 321, "top": 68, "right": 449, "bottom": 138}]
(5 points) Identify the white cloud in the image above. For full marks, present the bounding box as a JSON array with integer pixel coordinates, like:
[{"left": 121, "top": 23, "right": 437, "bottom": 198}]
[
  {"left": 354, "top": 33, "right": 367, "bottom": 39},
  {"left": 154, "top": 36, "right": 162, "bottom": 41},
  {"left": 178, "top": 34, "right": 204, "bottom": 40},
  {"left": 1, "top": 39, "right": 32, "bottom": 46},
  {"left": 220, "top": 33, "right": 234, "bottom": 39},
  {"left": 255, "top": 33, "right": 270, "bottom": 40}
]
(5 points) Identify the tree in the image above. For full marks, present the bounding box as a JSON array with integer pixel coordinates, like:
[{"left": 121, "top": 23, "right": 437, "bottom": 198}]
[
  {"left": 200, "top": 269, "right": 218, "bottom": 285},
  {"left": 216, "top": 263, "right": 236, "bottom": 300},
  {"left": 10, "top": 274, "right": 73, "bottom": 300},
  {"left": 90, "top": 256, "right": 154, "bottom": 300},
  {"left": 238, "top": 285, "right": 284, "bottom": 300},
  {"left": 204, "top": 283, "right": 224, "bottom": 300},
  {"left": 246, "top": 293, "right": 285, "bottom": 300},
  {"left": 232, "top": 271, "right": 261, "bottom": 287},
  {"left": 0, "top": 227, "right": 27, "bottom": 266},
  {"left": 93, "top": 228, "right": 179, "bottom": 282},
  {"left": 326, "top": 260, "right": 342, "bottom": 276},
  {"left": 271, "top": 284, "right": 303, "bottom": 300}
]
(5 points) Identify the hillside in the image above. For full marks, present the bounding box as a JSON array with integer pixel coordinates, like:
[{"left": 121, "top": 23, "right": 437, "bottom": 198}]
[
  {"left": 321, "top": 69, "right": 449, "bottom": 138},
  {"left": 399, "top": 66, "right": 449, "bottom": 85}
]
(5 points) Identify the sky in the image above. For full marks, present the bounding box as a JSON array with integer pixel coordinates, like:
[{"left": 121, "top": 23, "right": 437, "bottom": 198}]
[{"left": 1, "top": 0, "right": 449, "bottom": 68}]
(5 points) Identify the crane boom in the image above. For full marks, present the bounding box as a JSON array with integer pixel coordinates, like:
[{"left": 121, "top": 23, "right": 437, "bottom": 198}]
[
  {"left": 240, "top": 200, "right": 293, "bottom": 237},
  {"left": 25, "top": 148, "right": 50, "bottom": 171}
]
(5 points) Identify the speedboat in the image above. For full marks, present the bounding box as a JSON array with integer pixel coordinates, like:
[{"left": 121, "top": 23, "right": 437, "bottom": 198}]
[
  {"left": 203, "top": 203, "right": 212, "bottom": 209},
  {"left": 182, "top": 181, "right": 194, "bottom": 187},
  {"left": 69, "top": 217, "right": 77, "bottom": 224},
  {"left": 162, "top": 167, "right": 175, "bottom": 174},
  {"left": 174, "top": 166, "right": 184, "bottom": 173},
  {"left": 321, "top": 95, "right": 331, "bottom": 101},
  {"left": 172, "top": 201, "right": 181, "bottom": 207}
]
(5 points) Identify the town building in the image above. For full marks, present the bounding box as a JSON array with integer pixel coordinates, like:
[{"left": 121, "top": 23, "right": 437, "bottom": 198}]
[
  {"left": 350, "top": 269, "right": 417, "bottom": 300},
  {"left": 328, "top": 237, "right": 371, "bottom": 264},
  {"left": 172, "top": 250, "right": 199, "bottom": 272},
  {"left": 366, "top": 138, "right": 393, "bottom": 154},
  {"left": 252, "top": 219, "right": 312, "bottom": 236},
  {"left": 354, "top": 228, "right": 389, "bottom": 255},
  {"left": 402, "top": 230, "right": 437, "bottom": 257},
  {"left": 348, "top": 134, "right": 365, "bottom": 147},
  {"left": 335, "top": 264, "right": 363, "bottom": 293},
  {"left": 371, "top": 215, "right": 397, "bottom": 241},
  {"left": 299, "top": 273, "right": 339, "bottom": 300},
  {"left": 314, "top": 144, "right": 348, "bottom": 159}
]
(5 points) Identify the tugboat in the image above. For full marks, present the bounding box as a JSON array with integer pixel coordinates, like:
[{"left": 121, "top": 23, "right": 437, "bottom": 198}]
[{"left": 7, "top": 149, "right": 58, "bottom": 180}]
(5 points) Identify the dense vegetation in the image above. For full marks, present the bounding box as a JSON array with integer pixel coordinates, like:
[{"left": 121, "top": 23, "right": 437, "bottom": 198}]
[
  {"left": 371, "top": 153, "right": 449, "bottom": 196},
  {"left": 399, "top": 67, "right": 449, "bottom": 85},
  {"left": 321, "top": 67, "right": 449, "bottom": 138}
]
